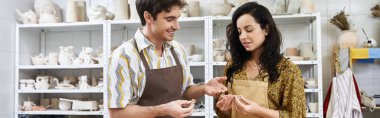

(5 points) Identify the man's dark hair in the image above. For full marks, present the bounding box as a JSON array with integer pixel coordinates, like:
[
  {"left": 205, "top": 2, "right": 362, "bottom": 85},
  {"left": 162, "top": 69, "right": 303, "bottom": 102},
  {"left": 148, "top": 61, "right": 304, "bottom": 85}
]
[{"left": 136, "top": 0, "right": 186, "bottom": 26}]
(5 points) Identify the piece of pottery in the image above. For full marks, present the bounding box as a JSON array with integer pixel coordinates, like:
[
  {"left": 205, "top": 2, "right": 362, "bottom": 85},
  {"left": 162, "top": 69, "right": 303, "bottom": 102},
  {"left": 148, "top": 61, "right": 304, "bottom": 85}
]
[
  {"left": 34, "top": 0, "right": 62, "bottom": 22},
  {"left": 35, "top": 76, "right": 50, "bottom": 90},
  {"left": 87, "top": 5, "right": 107, "bottom": 21},
  {"left": 339, "top": 30, "right": 359, "bottom": 49},
  {"left": 128, "top": 0, "right": 139, "bottom": 20},
  {"left": 188, "top": 54, "right": 203, "bottom": 62},
  {"left": 66, "top": 0, "right": 78, "bottom": 22},
  {"left": 15, "top": 9, "right": 38, "bottom": 24},
  {"left": 213, "top": 39, "right": 225, "bottom": 49},
  {"left": 300, "top": 42, "right": 314, "bottom": 60},
  {"left": 214, "top": 55, "right": 225, "bottom": 62},
  {"left": 31, "top": 53, "right": 48, "bottom": 65},
  {"left": 211, "top": 0, "right": 232, "bottom": 16},
  {"left": 58, "top": 46, "right": 75, "bottom": 65},
  {"left": 38, "top": 4, "right": 60, "bottom": 23},
  {"left": 59, "top": 99, "right": 72, "bottom": 111},
  {"left": 78, "top": 75, "right": 90, "bottom": 90},
  {"left": 79, "top": 47, "right": 94, "bottom": 64},
  {"left": 113, "top": 0, "right": 129, "bottom": 20},
  {"left": 286, "top": 48, "right": 299, "bottom": 56},
  {"left": 188, "top": 1, "right": 200, "bottom": 17},
  {"left": 22, "top": 101, "right": 36, "bottom": 111},
  {"left": 47, "top": 52, "right": 58, "bottom": 65},
  {"left": 308, "top": 102, "right": 318, "bottom": 113},
  {"left": 300, "top": 0, "right": 315, "bottom": 13},
  {"left": 227, "top": 0, "right": 249, "bottom": 16}
]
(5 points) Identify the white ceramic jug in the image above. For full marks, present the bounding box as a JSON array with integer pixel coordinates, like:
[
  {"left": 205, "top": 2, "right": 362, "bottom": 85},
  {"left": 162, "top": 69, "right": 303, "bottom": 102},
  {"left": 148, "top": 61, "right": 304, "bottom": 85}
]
[{"left": 113, "top": 0, "right": 129, "bottom": 20}]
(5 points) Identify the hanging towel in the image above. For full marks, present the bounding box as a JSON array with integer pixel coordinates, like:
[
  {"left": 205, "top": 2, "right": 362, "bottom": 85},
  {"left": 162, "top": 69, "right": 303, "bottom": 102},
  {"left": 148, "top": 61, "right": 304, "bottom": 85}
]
[{"left": 325, "top": 68, "right": 363, "bottom": 118}]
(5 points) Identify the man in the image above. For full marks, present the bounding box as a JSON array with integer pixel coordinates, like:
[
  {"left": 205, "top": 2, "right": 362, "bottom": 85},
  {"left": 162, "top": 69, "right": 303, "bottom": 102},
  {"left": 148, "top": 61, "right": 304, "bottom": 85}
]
[{"left": 107, "top": 0, "right": 227, "bottom": 118}]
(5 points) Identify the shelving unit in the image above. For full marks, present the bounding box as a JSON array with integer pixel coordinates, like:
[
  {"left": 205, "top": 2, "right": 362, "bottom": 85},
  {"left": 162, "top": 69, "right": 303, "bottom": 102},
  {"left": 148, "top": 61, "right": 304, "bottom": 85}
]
[
  {"left": 15, "top": 22, "right": 107, "bottom": 118},
  {"left": 15, "top": 13, "right": 322, "bottom": 118}
]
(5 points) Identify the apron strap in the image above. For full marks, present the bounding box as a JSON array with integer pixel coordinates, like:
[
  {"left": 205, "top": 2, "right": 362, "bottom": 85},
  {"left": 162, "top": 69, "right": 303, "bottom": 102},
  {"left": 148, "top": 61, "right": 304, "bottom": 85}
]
[{"left": 169, "top": 47, "right": 181, "bottom": 67}]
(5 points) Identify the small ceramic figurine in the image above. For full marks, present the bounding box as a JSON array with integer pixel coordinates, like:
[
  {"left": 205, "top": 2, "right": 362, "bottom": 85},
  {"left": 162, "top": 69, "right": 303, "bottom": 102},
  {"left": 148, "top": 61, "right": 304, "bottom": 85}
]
[
  {"left": 58, "top": 46, "right": 75, "bottom": 65},
  {"left": 87, "top": 5, "right": 108, "bottom": 21},
  {"left": 15, "top": 9, "right": 38, "bottom": 24},
  {"left": 79, "top": 47, "right": 94, "bottom": 64},
  {"left": 34, "top": 0, "right": 62, "bottom": 22}
]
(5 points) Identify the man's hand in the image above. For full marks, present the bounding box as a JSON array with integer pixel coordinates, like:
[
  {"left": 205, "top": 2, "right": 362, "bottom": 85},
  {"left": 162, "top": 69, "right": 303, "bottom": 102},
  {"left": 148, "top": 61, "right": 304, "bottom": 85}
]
[
  {"left": 161, "top": 100, "right": 195, "bottom": 118},
  {"left": 204, "top": 76, "right": 228, "bottom": 96}
]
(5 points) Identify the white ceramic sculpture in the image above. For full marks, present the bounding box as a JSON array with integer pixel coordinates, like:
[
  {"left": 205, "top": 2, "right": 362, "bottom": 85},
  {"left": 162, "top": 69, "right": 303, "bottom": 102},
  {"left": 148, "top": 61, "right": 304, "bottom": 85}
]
[
  {"left": 15, "top": 9, "right": 38, "bottom": 24},
  {"left": 34, "top": 0, "right": 62, "bottom": 22},
  {"left": 35, "top": 76, "right": 50, "bottom": 90},
  {"left": 106, "top": 12, "right": 115, "bottom": 20},
  {"left": 58, "top": 46, "right": 75, "bottom": 65},
  {"left": 188, "top": 1, "right": 200, "bottom": 17},
  {"left": 38, "top": 5, "right": 59, "bottom": 24},
  {"left": 227, "top": 0, "right": 249, "bottom": 16},
  {"left": 113, "top": 0, "right": 129, "bottom": 20},
  {"left": 129, "top": 0, "right": 139, "bottom": 20},
  {"left": 300, "top": 0, "right": 315, "bottom": 13},
  {"left": 65, "top": 0, "right": 78, "bottom": 22},
  {"left": 211, "top": 0, "right": 232, "bottom": 16},
  {"left": 87, "top": 5, "right": 108, "bottom": 21},
  {"left": 79, "top": 47, "right": 94, "bottom": 64},
  {"left": 78, "top": 75, "right": 90, "bottom": 90},
  {"left": 31, "top": 53, "right": 48, "bottom": 65},
  {"left": 47, "top": 52, "right": 58, "bottom": 65}
]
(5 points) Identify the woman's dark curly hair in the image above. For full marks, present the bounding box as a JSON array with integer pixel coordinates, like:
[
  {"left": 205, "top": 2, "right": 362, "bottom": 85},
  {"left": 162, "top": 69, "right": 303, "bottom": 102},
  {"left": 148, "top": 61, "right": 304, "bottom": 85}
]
[{"left": 226, "top": 2, "right": 283, "bottom": 83}]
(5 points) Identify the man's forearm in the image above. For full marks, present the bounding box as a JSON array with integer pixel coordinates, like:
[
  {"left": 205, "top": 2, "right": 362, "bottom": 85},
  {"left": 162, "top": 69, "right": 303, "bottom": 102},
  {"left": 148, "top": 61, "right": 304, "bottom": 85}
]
[
  {"left": 109, "top": 104, "right": 166, "bottom": 118},
  {"left": 182, "top": 84, "right": 205, "bottom": 100}
]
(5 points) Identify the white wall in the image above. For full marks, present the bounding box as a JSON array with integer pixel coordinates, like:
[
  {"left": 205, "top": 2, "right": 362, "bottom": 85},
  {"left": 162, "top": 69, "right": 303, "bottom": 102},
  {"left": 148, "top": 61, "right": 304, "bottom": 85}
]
[{"left": 0, "top": 0, "right": 34, "bottom": 117}]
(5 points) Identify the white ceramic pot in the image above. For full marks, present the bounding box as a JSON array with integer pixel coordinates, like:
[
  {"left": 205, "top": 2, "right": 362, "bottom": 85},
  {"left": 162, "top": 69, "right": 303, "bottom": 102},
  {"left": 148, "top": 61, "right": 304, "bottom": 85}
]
[
  {"left": 210, "top": 0, "right": 232, "bottom": 16},
  {"left": 59, "top": 100, "right": 72, "bottom": 111},
  {"left": 308, "top": 102, "right": 318, "bottom": 113},
  {"left": 300, "top": 0, "right": 315, "bottom": 13},
  {"left": 113, "top": 0, "right": 129, "bottom": 20},
  {"left": 16, "top": 9, "right": 38, "bottom": 24},
  {"left": 300, "top": 42, "right": 314, "bottom": 60},
  {"left": 66, "top": 0, "right": 78, "bottom": 22},
  {"left": 339, "top": 30, "right": 359, "bottom": 49},
  {"left": 23, "top": 101, "right": 36, "bottom": 111},
  {"left": 129, "top": 0, "right": 139, "bottom": 20},
  {"left": 189, "top": 54, "right": 203, "bottom": 62},
  {"left": 47, "top": 52, "right": 58, "bottom": 65},
  {"left": 34, "top": 0, "right": 62, "bottom": 22},
  {"left": 188, "top": 1, "right": 200, "bottom": 17}
]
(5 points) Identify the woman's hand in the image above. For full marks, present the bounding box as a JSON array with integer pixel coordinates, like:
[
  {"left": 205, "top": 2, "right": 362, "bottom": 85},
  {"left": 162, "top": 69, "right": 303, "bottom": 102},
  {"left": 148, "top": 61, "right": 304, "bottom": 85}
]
[
  {"left": 233, "top": 95, "right": 261, "bottom": 115},
  {"left": 216, "top": 94, "right": 234, "bottom": 112}
]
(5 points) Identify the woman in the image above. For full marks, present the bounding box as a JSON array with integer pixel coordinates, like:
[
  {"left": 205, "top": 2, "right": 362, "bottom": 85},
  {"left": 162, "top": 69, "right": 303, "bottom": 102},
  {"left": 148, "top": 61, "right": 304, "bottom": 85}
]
[{"left": 215, "top": 2, "right": 306, "bottom": 118}]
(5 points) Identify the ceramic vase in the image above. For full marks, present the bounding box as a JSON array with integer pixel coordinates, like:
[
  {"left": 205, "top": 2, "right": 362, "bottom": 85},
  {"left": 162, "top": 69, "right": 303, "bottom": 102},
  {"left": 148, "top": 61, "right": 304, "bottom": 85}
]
[
  {"left": 300, "top": 0, "right": 315, "bottom": 13},
  {"left": 188, "top": 1, "right": 200, "bottom": 17},
  {"left": 211, "top": 0, "right": 232, "bottom": 16},
  {"left": 129, "top": 0, "right": 139, "bottom": 20},
  {"left": 300, "top": 42, "right": 313, "bottom": 60},
  {"left": 66, "top": 0, "right": 78, "bottom": 22},
  {"left": 113, "top": 0, "right": 129, "bottom": 20},
  {"left": 339, "top": 30, "right": 359, "bottom": 49}
]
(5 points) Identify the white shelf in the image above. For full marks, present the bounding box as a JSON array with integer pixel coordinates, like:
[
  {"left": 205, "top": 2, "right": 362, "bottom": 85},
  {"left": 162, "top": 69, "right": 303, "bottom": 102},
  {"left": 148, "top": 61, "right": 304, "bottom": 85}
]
[
  {"left": 17, "top": 65, "right": 103, "bottom": 69},
  {"left": 17, "top": 89, "right": 103, "bottom": 93},
  {"left": 306, "top": 113, "right": 320, "bottom": 117},
  {"left": 190, "top": 62, "right": 206, "bottom": 66},
  {"left": 191, "top": 111, "right": 206, "bottom": 116},
  {"left": 212, "top": 13, "right": 317, "bottom": 24},
  {"left": 304, "top": 89, "right": 319, "bottom": 92},
  {"left": 18, "top": 110, "right": 104, "bottom": 115},
  {"left": 16, "top": 22, "right": 105, "bottom": 32},
  {"left": 212, "top": 61, "right": 319, "bottom": 66}
]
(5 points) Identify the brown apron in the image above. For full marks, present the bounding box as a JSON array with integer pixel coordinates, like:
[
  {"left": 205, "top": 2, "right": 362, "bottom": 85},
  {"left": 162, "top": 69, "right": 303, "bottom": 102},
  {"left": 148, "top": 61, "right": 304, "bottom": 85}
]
[
  {"left": 133, "top": 40, "right": 184, "bottom": 118},
  {"left": 229, "top": 77, "right": 269, "bottom": 118}
]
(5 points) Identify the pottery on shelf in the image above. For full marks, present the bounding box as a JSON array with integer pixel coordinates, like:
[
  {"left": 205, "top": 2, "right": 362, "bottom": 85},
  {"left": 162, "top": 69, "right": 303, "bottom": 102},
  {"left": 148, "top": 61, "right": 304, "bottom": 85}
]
[
  {"left": 188, "top": 1, "right": 200, "bottom": 17},
  {"left": 31, "top": 53, "right": 48, "bottom": 65},
  {"left": 227, "top": 0, "right": 249, "bottom": 16},
  {"left": 15, "top": 9, "right": 38, "bottom": 24},
  {"left": 300, "top": 0, "right": 315, "bottom": 13},
  {"left": 47, "top": 52, "right": 58, "bottom": 65},
  {"left": 65, "top": 0, "right": 86, "bottom": 22},
  {"left": 58, "top": 46, "right": 75, "bottom": 65},
  {"left": 300, "top": 42, "right": 314, "bottom": 60},
  {"left": 211, "top": 0, "right": 232, "bottom": 16},
  {"left": 87, "top": 5, "right": 108, "bottom": 21},
  {"left": 129, "top": 0, "right": 139, "bottom": 20},
  {"left": 34, "top": 0, "right": 62, "bottom": 22},
  {"left": 113, "top": 0, "right": 129, "bottom": 20},
  {"left": 339, "top": 30, "right": 359, "bottom": 49}
]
